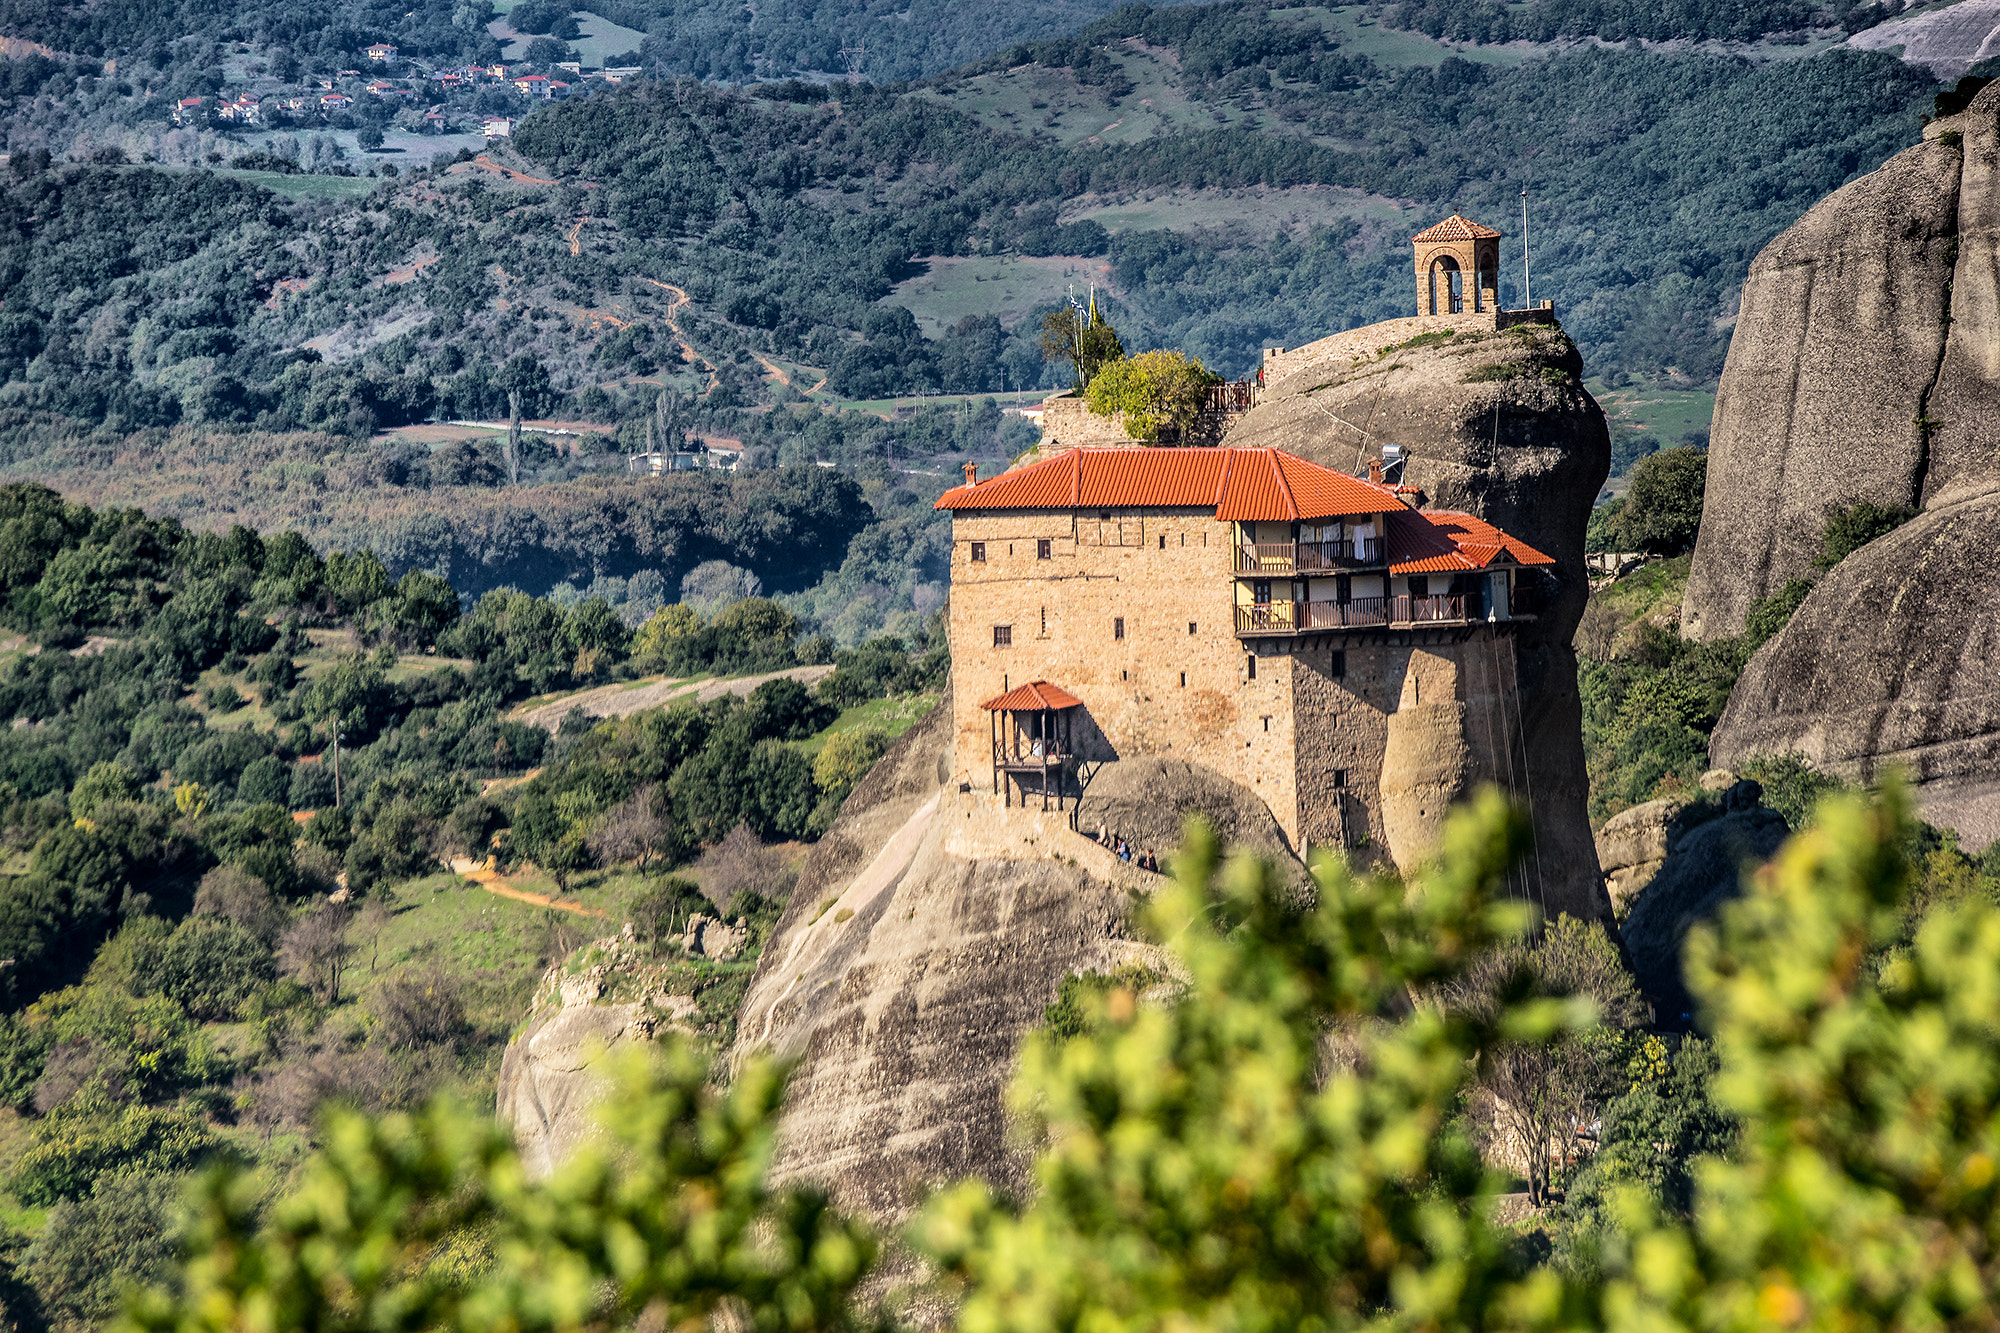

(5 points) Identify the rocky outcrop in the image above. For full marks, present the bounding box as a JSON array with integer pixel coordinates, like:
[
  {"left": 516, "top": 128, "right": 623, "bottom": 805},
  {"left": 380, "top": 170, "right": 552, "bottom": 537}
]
[
  {"left": 1679, "top": 130, "right": 1963, "bottom": 642},
  {"left": 1849, "top": 1, "right": 2000, "bottom": 80},
  {"left": 1072, "top": 755, "right": 1301, "bottom": 871},
  {"left": 1223, "top": 320, "right": 1611, "bottom": 921},
  {"left": 1688, "top": 83, "right": 2000, "bottom": 847},
  {"left": 497, "top": 934, "right": 699, "bottom": 1178},
  {"left": 1711, "top": 493, "right": 2000, "bottom": 851},
  {"left": 1594, "top": 773, "right": 1762, "bottom": 915},
  {"left": 1621, "top": 787, "right": 1789, "bottom": 1024},
  {"left": 730, "top": 691, "right": 1289, "bottom": 1218}
]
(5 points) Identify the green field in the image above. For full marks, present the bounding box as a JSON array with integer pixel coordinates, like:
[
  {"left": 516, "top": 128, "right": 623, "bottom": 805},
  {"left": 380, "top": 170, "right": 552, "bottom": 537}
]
[
  {"left": 1063, "top": 183, "right": 1418, "bottom": 239},
  {"left": 1588, "top": 377, "right": 1717, "bottom": 486},
  {"left": 1283, "top": 6, "right": 1538, "bottom": 67},
  {"left": 487, "top": 4, "right": 647, "bottom": 66},
  {"left": 220, "top": 168, "right": 376, "bottom": 200},
  {"left": 881, "top": 254, "right": 1118, "bottom": 336}
]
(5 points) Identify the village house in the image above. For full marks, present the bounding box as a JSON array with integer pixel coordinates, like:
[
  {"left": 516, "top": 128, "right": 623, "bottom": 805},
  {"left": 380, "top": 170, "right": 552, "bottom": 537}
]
[
  {"left": 934, "top": 446, "right": 1555, "bottom": 858},
  {"left": 512, "top": 73, "right": 550, "bottom": 96},
  {"left": 482, "top": 115, "right": 514, "bottom": 139},
  {"left": 365, "top": 43, "right": 398, "bottom": 61},
  {"left": 172, "top": 95, "right": 207, "bottom": 126},
  {"left": 320, "top": 91, "right": 353, "bottom": 111}
]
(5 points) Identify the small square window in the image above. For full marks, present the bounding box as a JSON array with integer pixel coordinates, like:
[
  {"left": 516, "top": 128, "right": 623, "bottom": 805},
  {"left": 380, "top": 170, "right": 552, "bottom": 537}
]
[
  {"left": 1114, "top": 617, "right": 1125, "bottom": 640},
  {"left": 970, "top": 541, "right": 986, "bottom": 563},
  {"left": 1331, "top": 650, "right": 1347, "bottom": 679},
  {"left": 1037, "top": 538, "right": 1051, "bottom": 560},
  {"left": 1158, "top": 534, "right": 1167, "bottom": 549},
  {"left": 993, "top": 625, "right": 1012, "bottom": 648},
  {"left": 1333, "top": 768, "right": 1348, "bottom": 789},
  {"left": 1188, "top": 622, "right": 1198, "bottom": 636}
]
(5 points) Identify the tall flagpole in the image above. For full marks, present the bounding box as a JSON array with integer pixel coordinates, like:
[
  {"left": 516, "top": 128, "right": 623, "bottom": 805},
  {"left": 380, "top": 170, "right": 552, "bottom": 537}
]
[{"left": 1521, "top": 187, "right": 1531, "bottom": 310}]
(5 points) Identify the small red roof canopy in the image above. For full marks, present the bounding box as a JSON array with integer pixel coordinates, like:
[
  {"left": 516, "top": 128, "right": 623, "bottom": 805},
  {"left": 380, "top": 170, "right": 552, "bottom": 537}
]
[
  {"left": 1411, "top": 213, "right": 1502, "bottom": 243},
  {"left": 980, "top": 680, "right": 1083, "bottom": 712},
  {"left": 1384, "top": 508, "right": 1554, "bottom": 574}
]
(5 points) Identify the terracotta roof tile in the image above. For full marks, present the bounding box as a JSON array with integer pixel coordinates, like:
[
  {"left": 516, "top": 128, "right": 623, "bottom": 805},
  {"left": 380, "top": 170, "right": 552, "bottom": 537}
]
[
  {"left": 940, "top": 446, "right": 1553, "bottom": 575},
  {"left": 939, "top": 447, "right": 1396, "bottom": 522},
  {"left": 1411, "top": 213, "right": 1502, "bottom": 243},
  {"left": 979, "top": 680, "right": 1083, "bottom": 711}
]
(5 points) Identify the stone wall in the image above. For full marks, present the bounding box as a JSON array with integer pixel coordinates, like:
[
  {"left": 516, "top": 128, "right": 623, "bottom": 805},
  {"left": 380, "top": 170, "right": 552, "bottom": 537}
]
[
  {"left": 946, "top": 507, "right": 1304, "bottom": 846},
  {"left": 1036, "top": 391, "right": 1137, "bottom": 449}
]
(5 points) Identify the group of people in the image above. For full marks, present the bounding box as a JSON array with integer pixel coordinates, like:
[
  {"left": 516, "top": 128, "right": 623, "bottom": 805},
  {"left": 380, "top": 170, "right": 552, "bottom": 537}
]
[{"left": 1094, "top": 823, "right": 1161, "bottom": 873}]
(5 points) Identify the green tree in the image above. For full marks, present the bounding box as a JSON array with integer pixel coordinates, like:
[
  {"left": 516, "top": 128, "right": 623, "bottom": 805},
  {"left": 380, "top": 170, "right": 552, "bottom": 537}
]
[
  {"left": 1083, "top": 348, "right": 1221, "bottom": 442},
  {"left": 1039, "top": 300, "right": 1124, "bottom": 390},
  {"left": 12, "top": 1092, "right": 219, "bottom": 1205},
  {"left": 24, "top": 1172, "right": 184, "bottom": 1333},
  {"left": 69, "top": 761, "right": 141, "bottom": 822},
  {"left": 1613, "top": 445, "right": 1707, "bottom": 556},
  {"left": 119, "top": 1051, "right": 879, "bottom": 1333}
]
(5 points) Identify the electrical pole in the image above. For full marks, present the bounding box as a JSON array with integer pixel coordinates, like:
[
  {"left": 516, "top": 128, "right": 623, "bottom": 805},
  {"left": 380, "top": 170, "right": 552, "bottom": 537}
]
[
  {"left": 1520, "top": 187, "right": 1531, "bottom": 310},
  {"left": 332, "top": 720, "right": 342, "bottom": 809}
]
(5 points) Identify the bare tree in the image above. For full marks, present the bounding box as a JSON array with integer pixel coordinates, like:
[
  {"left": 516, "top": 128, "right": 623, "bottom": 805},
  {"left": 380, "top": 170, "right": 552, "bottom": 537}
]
[
  {"left": 280, "top": 901, "right": 354, "bottom": 1005},
  {"left": 505, "top": 388, "right": 522, "bottom": 485},
  {"left": 370, "top": 970, "right": 466, "bottom": 1049},
  {"left": 1441, "top": 914, "right": 1645, "bottom": 1206},
  {"left": 587, "top": 785, "right": 674, "bottom": 875},
  {"left": 193, "top": 865, "right": 284, "bottom": 946}
]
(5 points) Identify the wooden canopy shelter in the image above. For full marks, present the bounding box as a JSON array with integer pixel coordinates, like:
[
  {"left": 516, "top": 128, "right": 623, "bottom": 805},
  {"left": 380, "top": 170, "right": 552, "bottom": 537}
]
[{"left": 981, "top": 680, "right": 1082, "bottom": 811}]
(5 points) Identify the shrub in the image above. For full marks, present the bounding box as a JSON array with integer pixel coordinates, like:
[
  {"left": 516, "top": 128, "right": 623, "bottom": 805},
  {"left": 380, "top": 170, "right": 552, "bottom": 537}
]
[
  {"left": 24, "top": 1171, "right": 184, "bottom": 1333},
  {"left": 1612, "top": 445, "right": 1706, "bottom": 555},
  {"left": 370, "top": 971, "right": 466, "bottom": 1049},
  {"left": 1083, "top": 348, "right": 1220, "bottom": 441},
  {"left": 812, "top": 727, "right": 889, "bottom": 807},
  {"left": 11, "top": 1091, "right": 219, "bottom": 1204},
  {"left": 143, "top": 917, "right": 275, "bottom": 1020},
  {"left": 1744, "top": 576, "right": 1815, "bottom": 649},
  {"left": 1817, "top": 498, "right": 1915, "bottom": 569}
]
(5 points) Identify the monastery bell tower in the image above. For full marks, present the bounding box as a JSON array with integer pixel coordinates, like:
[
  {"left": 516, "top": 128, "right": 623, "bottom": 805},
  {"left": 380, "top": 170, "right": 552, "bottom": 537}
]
[{"left": 1412, "top": 214, "right": 1502, "bottom": 316}]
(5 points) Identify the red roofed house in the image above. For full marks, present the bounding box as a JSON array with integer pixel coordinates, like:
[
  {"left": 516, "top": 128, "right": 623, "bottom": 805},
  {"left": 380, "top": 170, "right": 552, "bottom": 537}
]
[
  {"left": 934, "top": 445, "right": 1554, "bottom": 855},
  {"left": 365, "top": 43, "right": 398, "bottom": 61}
]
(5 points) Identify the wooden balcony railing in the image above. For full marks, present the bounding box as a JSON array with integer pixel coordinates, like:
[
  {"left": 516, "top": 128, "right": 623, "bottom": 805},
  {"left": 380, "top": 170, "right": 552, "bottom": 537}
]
[
  {"left": 1233, "top": 594, "right": 1471, "bottom": 636},
  {"left": 994, "top": 744, "right": 1070, "bottom": 769},
  {"left": 1205, "top": 380, "right": 1257, "bottom": 413},
  {"left": 1233, "top": 538, "right": 1387, "bottom": 574}
]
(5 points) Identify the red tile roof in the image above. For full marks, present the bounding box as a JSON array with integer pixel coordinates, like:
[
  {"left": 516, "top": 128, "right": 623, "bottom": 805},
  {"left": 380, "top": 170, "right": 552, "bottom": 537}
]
[
  {"left": 980, "top": 680, "right": 1083, "bottom": 712},
  {"left": 1412, "top": 214, "right": 1502, "bottom": 243},
  {"left": 1384, "top": 508, "right": 1553, "bottom": 574},
  {"left": 941, "top": 447, "right": 1554, "bottom": 572},
  {"left": 937, "top": 447, "right": 1399, "bottom": 522}
]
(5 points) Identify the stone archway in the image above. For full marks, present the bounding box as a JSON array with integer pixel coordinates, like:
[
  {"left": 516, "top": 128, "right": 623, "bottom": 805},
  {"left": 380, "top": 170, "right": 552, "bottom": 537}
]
[{"left": 1428, "top": 256, "right": 1464, "bottom": 315}]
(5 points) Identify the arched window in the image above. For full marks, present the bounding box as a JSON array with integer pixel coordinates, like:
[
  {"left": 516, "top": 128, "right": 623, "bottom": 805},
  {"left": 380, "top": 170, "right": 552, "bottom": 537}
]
[{"left": 1428, "top": 256, "right": 1463, "bottom": 315}]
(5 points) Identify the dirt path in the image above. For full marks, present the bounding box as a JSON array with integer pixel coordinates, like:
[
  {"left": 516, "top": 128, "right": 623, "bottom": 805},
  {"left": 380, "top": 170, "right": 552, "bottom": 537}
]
[
  {"left": 450, "top": 856, "right": 607, "bottom": 917},
  {"left": 566, "top": 214, "right": 587, "bottom": 256},
  {"left": 471, "top": 154, "right": 558, "bottom": 186},
  {"left": 511, "top": 664, "right": 837, "bottom": 733},
  {"left": 638, "top": 277, "right": 722, "bottom": 395},
  {"left": 751, "top": 352, "right": 791, "bottom": 387}
]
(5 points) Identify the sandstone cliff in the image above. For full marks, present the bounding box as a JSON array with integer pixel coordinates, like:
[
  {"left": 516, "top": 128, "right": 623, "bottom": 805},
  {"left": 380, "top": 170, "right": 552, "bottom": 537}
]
[
  {"left": 1690, "top": 83, "right": 2000, "bottom": 847},
  {"left": 1223, "top": 320, "right": 1612, "bottom": 921},
  {"left": 727, "top": 693, "right": 1296, "bottom": 1217}
]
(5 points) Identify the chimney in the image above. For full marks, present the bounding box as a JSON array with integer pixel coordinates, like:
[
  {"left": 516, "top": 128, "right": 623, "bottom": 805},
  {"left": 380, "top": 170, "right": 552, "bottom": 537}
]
[
  {"left": 963, "top": 461, "right": 978, "bottom": 486},
  {"left": 1367, "top": 458, "right": 1383, "bottom": 484}
]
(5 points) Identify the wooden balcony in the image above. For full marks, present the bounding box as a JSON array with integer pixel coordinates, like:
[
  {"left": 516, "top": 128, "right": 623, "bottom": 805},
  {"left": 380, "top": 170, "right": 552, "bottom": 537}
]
[
  {"left": 1233, "top": 538, "right": 1387, "bottom": 574},
  {"left": 1233, "top": 594, "right": 1480, "bottom": 636},
  {"left": 994, "top": 744, "right": 1071, "bottom": 772}
]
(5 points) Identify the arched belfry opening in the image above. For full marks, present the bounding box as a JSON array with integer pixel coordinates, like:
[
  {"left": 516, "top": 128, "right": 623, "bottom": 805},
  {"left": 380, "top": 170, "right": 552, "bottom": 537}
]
[{"left": 1412, "top": 214, "right": 1501, "bottom": 316}]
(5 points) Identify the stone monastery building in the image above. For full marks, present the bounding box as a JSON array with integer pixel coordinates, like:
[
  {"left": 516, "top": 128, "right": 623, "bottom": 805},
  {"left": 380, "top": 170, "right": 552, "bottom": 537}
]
[{"left": 934, "top": 445, "right": 1555, "bottom": 863}]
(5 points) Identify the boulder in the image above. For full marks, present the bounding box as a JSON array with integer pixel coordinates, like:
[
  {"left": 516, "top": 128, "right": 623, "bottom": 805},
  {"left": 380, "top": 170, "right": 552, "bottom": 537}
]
[
  {"left": 1622, "top": 805, "right": 1790, "bottom": 1024},
  {"left": 684, "top": 914, "right": 747, "bottom": 960},
  {"left": 1686, "top": 83, "right": 2000, "bottom": 847},
  {"left": 1711, "top": 493, "right": 2000, "bottom": 850},
  {"left": 496, "top": 935, "right": 699, "bottom": 1178},
  {"left": 731, "top": 691, "right": 1284, "bottom": 1219},
  {"left": 1679, "top": 131, "right": 1962, "bottom": 642},
  {"left": 1224, "top": 320, "right": 1611, "bottom": 921}
]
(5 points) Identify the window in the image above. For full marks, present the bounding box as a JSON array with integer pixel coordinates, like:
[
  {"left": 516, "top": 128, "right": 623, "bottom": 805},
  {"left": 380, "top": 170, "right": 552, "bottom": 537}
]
[
  {"left": 1040, "top": 607, "right": 1047, "bottom": 635},
  {"left": 1179, "top": 672, "right": 1187, "bottom": 687},
  {"left": 1114, "top": 617, "right": 1125, "bottom": 640},
  {"left": 1188, "top": 622, "right": 1198, "bottom": 636},
  {"left": 1332, "top": 769, "right": 1348, "bottom": 789},
  {"left": 1246, "top": 654, "right": 1256, "bottom": 680},
  {"left": 970, "top": 541, "right": 986, "bottom": 563},
  {"left": 1037, "top": 538, "right": 1051, "bottom": 560},
  {"left": 1158, "top": 534, "right": 1167, "bottom": 549},
  {"left": 1336, "top": 574, "right": 1352, "bottom": 605},
  {"left": 1409, "top": 575, "right": 1430, "bottom": 598},
  {"left": 993, "top": 625, "right": 1012, "bottom": 648},
  {"left": 1253, "top": 580, "right": 1271, "bottom": 605},
  {"left": 1262, "top": 716, "right": 1271, "bottom": 732},
  {"left": 1331, "top": 651, "right": 1347, "bottom": 679}
]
